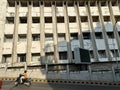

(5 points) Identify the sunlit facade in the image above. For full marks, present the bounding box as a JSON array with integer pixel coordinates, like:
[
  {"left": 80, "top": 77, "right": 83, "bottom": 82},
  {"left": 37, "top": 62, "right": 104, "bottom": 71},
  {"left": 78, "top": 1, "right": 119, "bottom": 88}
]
[{"left": 0, "top": 0, "right": 120, "bottom": 68}]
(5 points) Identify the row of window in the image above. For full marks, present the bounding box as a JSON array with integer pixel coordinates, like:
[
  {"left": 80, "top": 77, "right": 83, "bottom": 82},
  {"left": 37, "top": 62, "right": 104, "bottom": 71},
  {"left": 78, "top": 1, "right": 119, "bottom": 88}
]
[
  {"left": 7, "top": 1, "right": 117, "bottom": 7},
  {"left": 6, "top": 16, "right": 120, "bottom": 24},
  {"left": 2, "top": 49, "right": 119, "bottom": 63},
  {"left": 4, "top": 32, "right": 119, "bottom": 42}
]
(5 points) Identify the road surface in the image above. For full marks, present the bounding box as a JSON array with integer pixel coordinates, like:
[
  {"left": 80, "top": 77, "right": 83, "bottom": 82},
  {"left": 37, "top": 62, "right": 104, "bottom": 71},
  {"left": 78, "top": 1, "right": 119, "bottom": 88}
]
[{"left": 1, "top": 81, "right": 120, "bottom": 90}]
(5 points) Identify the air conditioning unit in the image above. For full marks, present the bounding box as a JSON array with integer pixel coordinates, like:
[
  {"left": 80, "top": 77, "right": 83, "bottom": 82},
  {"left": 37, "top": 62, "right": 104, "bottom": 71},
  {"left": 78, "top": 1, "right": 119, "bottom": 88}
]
[{"left": 74, "top": 47, "right": 91, "bottom": 64}]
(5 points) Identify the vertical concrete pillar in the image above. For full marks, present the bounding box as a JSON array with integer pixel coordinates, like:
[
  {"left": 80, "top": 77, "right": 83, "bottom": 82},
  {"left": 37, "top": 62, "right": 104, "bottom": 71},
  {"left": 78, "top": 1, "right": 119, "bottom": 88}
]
[
  {"left": 26, "top": 1, "right": 32, "bottom": 65},
  {"left": 40, "top": 1, "right": 45, "bottom": 64},
  {"left": 63, "top": 1, "right": 72, "bottom": 63},
  {"left": 97, "top": 1, "right": 112, "bottom": 61},
  {"left": 108, "top": 1, "right": 120, "bottom": 56},
  {"left": 118, "top": 0, "right": 120, "bottom": 11},
  {"left": 12, "top": 1, "right": 19, "bottom": 65},
  {"left": 74, "top": 1, "right": 84, "bottom": 48},
  {"left": 86, "top": 1, "right": 99, "bottom": 62},
  {"left": 88, "top": 65, "right": 92, "bottom": 81},
  {"left": 52, "top": 1, "right": 59, "bottom": 64},
  {"left": 66, "top": 64, "right": 70, "bottom": 79},
  {"left": 112, "top": 66, "right": 116, "bottom": 81},
  {"left": 0, "top": 0, "right": 7, "bottom": 63}
]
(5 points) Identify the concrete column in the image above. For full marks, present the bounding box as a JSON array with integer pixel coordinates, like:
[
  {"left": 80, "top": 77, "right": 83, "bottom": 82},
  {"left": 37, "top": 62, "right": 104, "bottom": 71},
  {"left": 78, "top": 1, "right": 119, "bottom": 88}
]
[
  {"left": 66, "top": 64, "right": 70, "bottom": 79},
  {"left": 86, "top": 1, "right": 99, "bottom": 62},
  {"left": 12, "top": 1, "right": 19, "bottom": 65},
  {"left": 52, "top": 1, "right": 59, "bottom": 64},
  {"left": 88, "top": 65, "right": 92, "bottom": 81},
  {"left": 112, "top": 66, "right": 116, "bottom": 81},
  {"left": 108, "top": 1, "right": 120, "bottom": 56},
  {"left": 118, "top": 0, "right": 120, "bottom": 10},
  {"left": 40, "top": 1, "right": 45, "bottom": 64},
  {"left": 0, "top": 0, "right": 7, "bottom": 63},
  {"left": 74, "top": 1, "right": 84, "bottom": 48},
  {"left": 97, "top": 1, "right": 112, "bottom": 61},
  {"left": 26, "top": 1, "right": 32, "bottom": 65},
  {"left": 63, "top": 2, "right": 72, "bottom": 63}
]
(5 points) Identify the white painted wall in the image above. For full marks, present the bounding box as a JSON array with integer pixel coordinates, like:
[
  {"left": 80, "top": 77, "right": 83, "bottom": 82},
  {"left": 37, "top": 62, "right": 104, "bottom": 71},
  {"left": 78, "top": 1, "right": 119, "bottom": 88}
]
[
  {"left": 101, "top": 6, "right": 110, "bottom": 15},
  {"left": 90, "top": 7, "right": 99, "bottom": 16},
  {"left": 56, "top": 7, "right": 64, "bottom": 16},
  {"left": 31, "top": 24, "right": 40, "bottom": 34},
  {"left": 96, "top": 39, "right": 106, "bottom": 50},
  {"left": 5, "top": 24, "right": 14, "bottom": 34},
  {"left": 79, "top": 7, "right": 87, "bottom": 16},
  {"left": 3, "top": 42, "right": 12, "bottom": 54},
  {"left": 67, "top": 7, "right": 76, "bottom": 16},
  {"left": 112, "top": 6, "right": 120, "bottom": 15},
  {"left": 31, "top": 41, "right": 40, "bottom": 53},
  {"left": 18, "top": 24, "right": 27, "bottom": 34},
  {"left": 17, "top": 42, "right": 26, "bottom": 53}
]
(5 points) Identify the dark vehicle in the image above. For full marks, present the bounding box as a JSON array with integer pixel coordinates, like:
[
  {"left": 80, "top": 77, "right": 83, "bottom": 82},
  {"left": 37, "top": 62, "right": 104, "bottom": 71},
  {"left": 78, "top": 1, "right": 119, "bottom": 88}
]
[{"left": 15, "top": 74, "right": 31, "bottom": 87}]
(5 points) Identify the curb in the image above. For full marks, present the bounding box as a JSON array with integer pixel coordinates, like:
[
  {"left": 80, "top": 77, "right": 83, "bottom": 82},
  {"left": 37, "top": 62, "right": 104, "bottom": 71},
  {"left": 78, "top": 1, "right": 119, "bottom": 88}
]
[{"left": 0, "top": 77, "right": 120, "bottom": 86}]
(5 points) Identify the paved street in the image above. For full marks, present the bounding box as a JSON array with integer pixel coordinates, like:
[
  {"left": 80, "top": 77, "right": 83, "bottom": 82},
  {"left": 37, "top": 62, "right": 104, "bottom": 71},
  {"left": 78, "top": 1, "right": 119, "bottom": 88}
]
[{"left": 1, "top": 81, "right": 120, "bottom": 90}]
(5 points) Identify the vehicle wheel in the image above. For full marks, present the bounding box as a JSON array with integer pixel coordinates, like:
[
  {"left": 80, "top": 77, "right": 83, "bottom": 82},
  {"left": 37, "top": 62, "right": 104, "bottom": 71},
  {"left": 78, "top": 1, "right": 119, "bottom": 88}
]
[
  {"left": 14, "top": 82, "right": 18, "bottom": 86},
  {"left": 25, "top": 82, "right": 31, "bottom": 87}
]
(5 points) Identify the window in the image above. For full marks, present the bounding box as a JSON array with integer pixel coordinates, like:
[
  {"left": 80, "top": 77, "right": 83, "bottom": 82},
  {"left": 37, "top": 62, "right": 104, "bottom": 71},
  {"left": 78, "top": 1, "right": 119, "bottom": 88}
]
[
  {"left": 6, "top": 17, "right": 14, "bottom": 24},
  {"left": 92, "top": 16, "right": 99, "bottom": 22},
  {"left": 107, "top": 32, "right": 114, "bottom": 38},
  {"left": 20, "top": 1, "right": 27, "bottom": 7},
  {"left": 45, "top": 1, "right": 51, "bottom": 7},
  {"left": 45, "top": 17, "right": 52, "bottom": 23},
  {"left": 56, "top": 1, "right": 63, "bottom": 6},
  {"left": 31, "top": 53, "right": 40, "bottom": 62},
  {"left": 32, "top": 17, "right": 40, "bottom": 23},
  {"left": 8, "top": 1, "right": 15, "bottom": 7},
  {"left": 67, "top": 1, "right": 74, "bottom": 6},
  {"left": 90, "top": 51, "right": 94, "bottom": 58},
  {"left": 59, "top": 52, "right": 67, "bottom": 60},
  {"left": 118, "top": 32, "right": 120, "bottom": 37},
  {"left": 45, "top": 34, "right": 53, "bottom": 41},
  {"left": 83, "top": 32, "right": 91, "bottom": 39},
  {"left": 72, "top": 51, "right": 74, "bottom": 59},
  {"left": 4, "top": 35, "right": 13, "bottom": 42},
  {"left": 90, "top": 1, "right": 96, "bottom": 6},
  {"left": 33, "top": 1, "right": 40, "bottom": 7},
  {"left": 69, "top": 16, "right": 76, "bottom": 23},
  {"left": 2, "top": 54, "right": 11, "bottom": 63},
  {"left": 81, "top": 16, "right": 88, "bottom": 22},
  {"left": 111, "top": 1, "right": 117, "bottom": 6},
  {"left": 79, "top": 2, "right": 85, "bottom": 6},
  {"left": 17, "top": 54, "right": 26, "bottom": 62},
  {"left": 98, "top": 50, "right": 107, "bottom": 58},
  {"left": 45, "top": 52, "right": 54, "bottom": 64},
  {"left": 95, "top": 32, "right": 103, "bottom": 39},
  {"left": 70, "top": 33, "right": 78, "bottom": 40},
  {"left": 101, "top": 1, "right": 107, "bottom": 6},
  {"left": 18, "top": 34, "right": 26, "bottom": 42},
  {"left": 57, "top": 17, "right": 64, "bottom": 23},
  {"left": 111, "top": 50, "right": 119, "bottom": 57},
  {"left": 104, "top": 16, "right": 110, "bottom": 22},
  {"left": 32, "top": 34, "right": 40, "bottom": 41},
  {"left": 20, "top": 17, "right": 27, "bottom": 23},
  {"left": 58, "top": 33, "right": 65, "bottom": 41}
]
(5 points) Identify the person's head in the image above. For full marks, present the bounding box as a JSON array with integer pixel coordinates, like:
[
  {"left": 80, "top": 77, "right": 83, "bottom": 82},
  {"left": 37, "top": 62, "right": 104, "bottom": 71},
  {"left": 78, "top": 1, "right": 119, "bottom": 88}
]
[{"left": 24, "top": 70, "right": 27, "bottom": 73}]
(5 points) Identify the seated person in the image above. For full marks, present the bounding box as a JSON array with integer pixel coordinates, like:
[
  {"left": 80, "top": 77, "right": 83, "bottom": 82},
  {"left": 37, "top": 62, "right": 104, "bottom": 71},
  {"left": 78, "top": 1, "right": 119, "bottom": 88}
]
[{"left": 20, "top": 70, "right": 28, "bottom": 83}]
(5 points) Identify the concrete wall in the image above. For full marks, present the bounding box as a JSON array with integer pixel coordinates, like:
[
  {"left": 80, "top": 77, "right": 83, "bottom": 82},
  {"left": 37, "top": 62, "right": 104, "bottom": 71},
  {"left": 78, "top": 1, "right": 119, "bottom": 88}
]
[{"left": 0, "top": 67, "right": 120, "bottom": 82}]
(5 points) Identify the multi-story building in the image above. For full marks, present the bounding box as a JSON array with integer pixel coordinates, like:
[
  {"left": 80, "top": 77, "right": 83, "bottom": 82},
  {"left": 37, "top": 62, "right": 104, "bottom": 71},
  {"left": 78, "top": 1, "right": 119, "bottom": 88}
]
[{"left": 0, "top": 0, "right": 120, "bottom": 72}]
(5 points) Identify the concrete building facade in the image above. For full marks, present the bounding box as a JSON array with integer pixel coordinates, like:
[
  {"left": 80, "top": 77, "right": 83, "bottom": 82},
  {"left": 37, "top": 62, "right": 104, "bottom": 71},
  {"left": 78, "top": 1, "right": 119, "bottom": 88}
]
[{"left": 0, "top": 0, "right": 120, "bottom": 81}]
